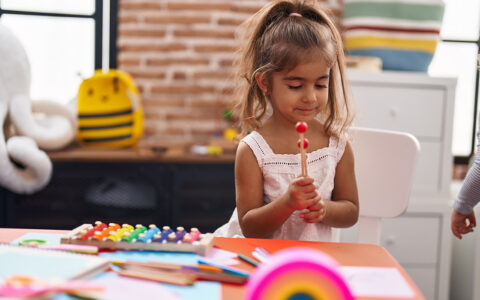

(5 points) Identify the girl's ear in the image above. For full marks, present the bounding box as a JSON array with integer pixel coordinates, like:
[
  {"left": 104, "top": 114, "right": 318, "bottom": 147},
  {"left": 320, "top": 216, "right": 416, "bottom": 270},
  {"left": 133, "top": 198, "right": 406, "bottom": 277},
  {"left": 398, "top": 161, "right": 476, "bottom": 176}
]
[{"left": 255, "top": 72, "right": 269, "bottom": 94}]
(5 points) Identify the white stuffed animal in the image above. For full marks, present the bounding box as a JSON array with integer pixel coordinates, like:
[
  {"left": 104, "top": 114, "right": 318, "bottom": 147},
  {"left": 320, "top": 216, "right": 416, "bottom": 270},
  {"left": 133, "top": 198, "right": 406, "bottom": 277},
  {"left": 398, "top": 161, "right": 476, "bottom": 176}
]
[{"left": 0, "top": 23, "right": 76, "bottom": 194}]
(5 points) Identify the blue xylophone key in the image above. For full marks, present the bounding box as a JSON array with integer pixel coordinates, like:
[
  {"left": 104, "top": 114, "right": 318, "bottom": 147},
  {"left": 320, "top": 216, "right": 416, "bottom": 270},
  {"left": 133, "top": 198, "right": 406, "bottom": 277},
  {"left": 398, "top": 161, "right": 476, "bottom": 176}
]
[
  {"left": 151, "top": 233, "right": 162, "bottom": 243},
  {"left": 137, "top": 224, "right": 160, "bottom": 243},
  {"left": 152, "top": 226, "right": 173, "bottom": 243},
  {"left": 167, "top": 232, "right": 177, "bottom": 242}
]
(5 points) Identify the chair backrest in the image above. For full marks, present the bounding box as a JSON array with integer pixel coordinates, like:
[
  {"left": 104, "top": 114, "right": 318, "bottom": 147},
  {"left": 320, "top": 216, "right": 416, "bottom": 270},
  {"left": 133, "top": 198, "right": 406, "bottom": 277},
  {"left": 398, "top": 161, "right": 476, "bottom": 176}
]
[{"left": 345, "top": 127, "right": 420, "bottom": 244}]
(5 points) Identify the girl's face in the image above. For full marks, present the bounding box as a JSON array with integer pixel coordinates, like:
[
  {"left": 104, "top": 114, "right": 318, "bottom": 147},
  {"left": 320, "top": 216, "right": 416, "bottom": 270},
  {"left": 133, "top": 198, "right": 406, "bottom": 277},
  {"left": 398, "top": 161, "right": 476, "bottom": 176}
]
[{"left": 266, "top": 58, "right": 330, "bottom": 126}]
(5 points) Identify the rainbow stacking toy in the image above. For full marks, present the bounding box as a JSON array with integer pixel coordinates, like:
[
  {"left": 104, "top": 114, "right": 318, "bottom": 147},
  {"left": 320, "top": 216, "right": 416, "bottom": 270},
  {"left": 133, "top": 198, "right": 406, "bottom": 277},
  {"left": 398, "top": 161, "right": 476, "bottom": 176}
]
[{"left": 245, "top": 247, "right": 354, "bottom": 300}]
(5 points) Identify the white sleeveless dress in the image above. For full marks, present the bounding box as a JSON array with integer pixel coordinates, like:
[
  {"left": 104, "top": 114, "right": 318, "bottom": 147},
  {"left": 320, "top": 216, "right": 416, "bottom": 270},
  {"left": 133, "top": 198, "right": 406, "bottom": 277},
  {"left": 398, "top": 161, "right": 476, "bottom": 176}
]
[{"left": 214, "top": 131, "right": 347, "bottom": 241}]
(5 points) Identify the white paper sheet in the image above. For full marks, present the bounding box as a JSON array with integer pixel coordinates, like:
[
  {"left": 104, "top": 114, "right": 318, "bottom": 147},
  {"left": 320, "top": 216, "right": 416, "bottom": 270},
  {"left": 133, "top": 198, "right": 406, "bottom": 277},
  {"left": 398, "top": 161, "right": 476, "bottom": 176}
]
[
  {"left": 204, "top": 247, "right": 239, "bottom": 265},
  {"left": 339, "top": 266, "right": 415, "bottom": 298}
]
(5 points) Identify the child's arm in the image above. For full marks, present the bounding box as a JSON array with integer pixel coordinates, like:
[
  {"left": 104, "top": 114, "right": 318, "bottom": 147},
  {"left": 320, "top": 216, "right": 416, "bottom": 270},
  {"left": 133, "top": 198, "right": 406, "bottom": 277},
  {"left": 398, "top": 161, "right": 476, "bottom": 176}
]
[
  {"left": 235, "top": 142, "right": 318, "bottom": 238},
  {"left": 302, "top": 141, "right": 359, "bottom": 227}
]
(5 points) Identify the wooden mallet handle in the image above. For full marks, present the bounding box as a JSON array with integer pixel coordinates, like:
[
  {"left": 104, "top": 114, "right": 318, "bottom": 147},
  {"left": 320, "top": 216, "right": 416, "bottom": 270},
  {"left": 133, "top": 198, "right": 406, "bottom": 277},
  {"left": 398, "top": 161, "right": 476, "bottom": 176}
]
[{"left": 296, "top": 122, "right": 308, "bottom": 177}]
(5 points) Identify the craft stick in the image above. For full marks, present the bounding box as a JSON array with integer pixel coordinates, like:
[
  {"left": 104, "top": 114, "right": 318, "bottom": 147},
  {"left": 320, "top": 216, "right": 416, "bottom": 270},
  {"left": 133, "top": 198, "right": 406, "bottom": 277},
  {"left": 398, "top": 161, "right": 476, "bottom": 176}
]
[
  {"left": 34, "top": 244, "right": 99, "bottom": 254},
  {"left": 116, "top": 264, "right": 247, "bottom": 285},
  {"left": 117, "top": 267, "right": 195, "bottom": 286},
  {"left": 238, "top": 254, "right": 259, "bottom": 267},
  {"left": 112, "top": 260, "right": 223, "bottom": 273},
  {"left": 296, "top": 122, "right": 308, "bottom": 177},
  {"left": 182, "top": 268, "right": 248, "bottom": 285},
  {"left": 112, "top": 260, "right": 183, "bottom": 271}
]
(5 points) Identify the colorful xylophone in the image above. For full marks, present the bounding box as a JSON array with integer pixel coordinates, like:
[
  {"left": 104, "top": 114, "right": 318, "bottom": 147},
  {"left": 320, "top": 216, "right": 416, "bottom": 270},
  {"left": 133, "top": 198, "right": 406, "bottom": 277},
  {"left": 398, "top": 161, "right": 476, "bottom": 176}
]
[{"left": 60, "top": 222, "right": 215, "bottom": 256}]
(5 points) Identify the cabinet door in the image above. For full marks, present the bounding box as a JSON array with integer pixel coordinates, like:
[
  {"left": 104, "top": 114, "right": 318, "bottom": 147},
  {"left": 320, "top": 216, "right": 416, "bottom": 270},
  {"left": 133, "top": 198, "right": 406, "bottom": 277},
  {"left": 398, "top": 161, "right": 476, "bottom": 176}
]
[
  {"left": 404, "top": 266, "right": 436, "bottom": 300},
  {"left": 339, "top": 215, "right": 440, "bottom": 264},
  {"left": 381, "top": 216, "right": 439, "bottom": 264},
  {"left": 351, "top": 85, "right": 445, "bottom": 138},
  {"left": 351, "top": 84, "right": 447, "bottom": 194},
  {"left": 414, "top": 141, "right": 442, "bottom": 193}
]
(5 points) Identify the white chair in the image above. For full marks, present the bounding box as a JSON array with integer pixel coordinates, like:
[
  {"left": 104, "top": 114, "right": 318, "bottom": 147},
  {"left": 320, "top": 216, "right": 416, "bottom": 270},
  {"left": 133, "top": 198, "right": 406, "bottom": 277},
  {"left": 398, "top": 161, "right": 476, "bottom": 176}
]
[{"left": 333, "top": 127, "right": 421, "bottom": 244}]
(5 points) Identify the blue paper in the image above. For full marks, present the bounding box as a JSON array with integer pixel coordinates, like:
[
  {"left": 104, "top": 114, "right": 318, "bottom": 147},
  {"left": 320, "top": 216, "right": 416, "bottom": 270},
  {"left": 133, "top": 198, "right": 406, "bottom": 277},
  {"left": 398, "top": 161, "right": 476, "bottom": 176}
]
[
  {"left": 0, "top": 244, "right": 109, "bottom": 281},
  {"left": 54, "top": 273, "right": 220, "bottom": 300},
  {"left": 10, "top": 232, "right": 62, "bottom": 245},
  {"left": 99, "top": 249, "right": 202, "bottom": 265},
  {"left": 12, "top": 233, "right": 221, "bottom": 299}
]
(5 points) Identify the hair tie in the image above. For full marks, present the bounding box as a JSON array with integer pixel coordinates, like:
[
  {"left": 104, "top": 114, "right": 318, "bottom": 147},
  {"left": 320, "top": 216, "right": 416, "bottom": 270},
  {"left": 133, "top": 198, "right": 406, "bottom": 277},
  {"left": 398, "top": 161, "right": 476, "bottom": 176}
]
[{"left": 289, "top": 12, "right": 302, "bottom": 17}]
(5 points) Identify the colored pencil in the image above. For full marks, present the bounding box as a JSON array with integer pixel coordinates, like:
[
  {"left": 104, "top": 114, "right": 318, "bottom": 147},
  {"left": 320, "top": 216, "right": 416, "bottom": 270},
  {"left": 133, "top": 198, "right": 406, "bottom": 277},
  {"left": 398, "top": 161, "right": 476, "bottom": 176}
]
[
  {"left": 252, "top": 251, "right": 267, "bottom": 263},
  {"left": 197, "top": 259, "right": 250, "bottom": 277},
  {"left": 111, "top": 260, "right": 223, "bottom": 273},
  {"left": 114, "top": 263, "right": 248, "bottom": 285},
  {"left": 237, "top": 254, "right": 259, "bottom": 267},
  {"left": 254, "top": 247, "right": 271, "bottom": 259}
]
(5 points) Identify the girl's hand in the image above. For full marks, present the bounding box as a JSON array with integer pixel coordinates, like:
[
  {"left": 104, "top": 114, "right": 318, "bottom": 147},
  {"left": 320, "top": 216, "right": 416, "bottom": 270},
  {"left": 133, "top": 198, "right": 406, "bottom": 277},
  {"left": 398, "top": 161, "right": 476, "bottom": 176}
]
[
  {"left": 300, "top": 197, "right": 326, "bottom": 223},
  {"left": 285, "top": 176, "right": 318, "bottom": 211}
]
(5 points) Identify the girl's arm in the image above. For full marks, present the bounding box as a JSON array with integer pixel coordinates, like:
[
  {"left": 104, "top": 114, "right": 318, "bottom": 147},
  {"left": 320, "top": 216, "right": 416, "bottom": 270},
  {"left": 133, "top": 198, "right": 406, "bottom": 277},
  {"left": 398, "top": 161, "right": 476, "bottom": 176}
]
[
  {"left": 322, "top": 141, "right": 359, "bottom": 228},
  {"left": 235, "top": 142, "right": 317, "bottom": 238}
]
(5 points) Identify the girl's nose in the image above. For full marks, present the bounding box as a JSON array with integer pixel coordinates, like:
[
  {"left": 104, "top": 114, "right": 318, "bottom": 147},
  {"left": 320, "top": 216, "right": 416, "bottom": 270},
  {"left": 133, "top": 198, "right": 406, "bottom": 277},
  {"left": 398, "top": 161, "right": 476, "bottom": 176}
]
[{"left": 302, "top": 87, "right": 317, "bottom": 103}]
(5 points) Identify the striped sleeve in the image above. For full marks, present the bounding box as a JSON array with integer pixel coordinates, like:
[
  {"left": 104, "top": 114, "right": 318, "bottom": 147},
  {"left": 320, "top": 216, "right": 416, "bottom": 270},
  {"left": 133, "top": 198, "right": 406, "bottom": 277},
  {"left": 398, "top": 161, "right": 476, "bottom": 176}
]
[{"left": 453, "top": 128, "right": 480, "bottom": 215}]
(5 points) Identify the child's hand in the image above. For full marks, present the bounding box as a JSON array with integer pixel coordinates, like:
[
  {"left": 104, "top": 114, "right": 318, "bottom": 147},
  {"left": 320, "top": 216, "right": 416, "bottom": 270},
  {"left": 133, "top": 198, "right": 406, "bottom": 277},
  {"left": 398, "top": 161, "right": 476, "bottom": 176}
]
[
  {"left": 300, "top": 197, "right": 326, "bottom": 223},
  {"left": 451, "top": 209, "right": 476, "bottom": 239},
  {"left": 285, "top": 176, "right": 318, "bottom": 211}
]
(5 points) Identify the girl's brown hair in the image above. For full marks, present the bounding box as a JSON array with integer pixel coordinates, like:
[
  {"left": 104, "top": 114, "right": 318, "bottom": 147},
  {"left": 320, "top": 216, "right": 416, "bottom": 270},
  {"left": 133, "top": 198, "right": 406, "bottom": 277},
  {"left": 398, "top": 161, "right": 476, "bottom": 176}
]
[{"left": 233, "top": 0, "right": 354, "bottom": 138}]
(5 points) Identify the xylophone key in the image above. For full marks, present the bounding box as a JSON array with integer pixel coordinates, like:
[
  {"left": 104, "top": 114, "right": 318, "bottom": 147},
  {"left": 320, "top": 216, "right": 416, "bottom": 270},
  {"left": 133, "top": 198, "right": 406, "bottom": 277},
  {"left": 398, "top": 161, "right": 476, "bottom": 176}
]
[
  {"left": 96, "top": 223, "right": 120, "bottom": 241},
  {"left": 152, "top": 226, "right": 173, "bottom": 243},
  {"left": 138, "top": 224, "right": 160, "bottom": 243},
  {"left": 189, "top": 228, "right": 201, "bottom": 242},
  {"left": 174, "top": 227, "right": 186, "bottom": 242},
  {"left": 81, "top": 221, "right": 107, "bottom": 241},
  {"left": 78, "top": 225, "right": 93, "bottom": 240},
  {"left": 151, "top": 233, "right": 162, "bottom": 243},
  {"left": 168, "top": 232, "right": 177, "bottom": 243},
  {"left": 182, "top": 233, "right": 192, "bottom": 243},
  {"left": 121, "top": 224, "right": 146, "bottom": 242},
  {"left": 107, "top": 224, "right": 134, "bottom": 242}
]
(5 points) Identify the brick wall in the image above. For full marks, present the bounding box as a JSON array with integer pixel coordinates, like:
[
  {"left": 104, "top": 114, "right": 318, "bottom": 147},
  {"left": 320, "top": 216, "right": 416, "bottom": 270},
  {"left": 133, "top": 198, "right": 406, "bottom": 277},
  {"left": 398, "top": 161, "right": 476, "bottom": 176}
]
[{"left": 117, "top": 0, "right": 343, "bottom": 148}]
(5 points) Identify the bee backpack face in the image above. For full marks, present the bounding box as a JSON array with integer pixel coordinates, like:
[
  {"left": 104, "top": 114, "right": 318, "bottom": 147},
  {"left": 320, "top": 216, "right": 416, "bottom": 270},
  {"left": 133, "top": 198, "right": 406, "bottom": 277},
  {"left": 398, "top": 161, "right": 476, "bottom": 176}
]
[{"left": 77, "top": 70, "right": 143, "bottom": 148}]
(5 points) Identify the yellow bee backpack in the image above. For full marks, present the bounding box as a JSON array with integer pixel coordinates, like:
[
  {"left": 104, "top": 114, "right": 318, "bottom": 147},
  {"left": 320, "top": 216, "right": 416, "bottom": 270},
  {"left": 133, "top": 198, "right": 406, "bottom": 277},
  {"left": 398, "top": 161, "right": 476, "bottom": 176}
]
[{"left": 77, "top": 69, "right": 143, "bottom": 148}]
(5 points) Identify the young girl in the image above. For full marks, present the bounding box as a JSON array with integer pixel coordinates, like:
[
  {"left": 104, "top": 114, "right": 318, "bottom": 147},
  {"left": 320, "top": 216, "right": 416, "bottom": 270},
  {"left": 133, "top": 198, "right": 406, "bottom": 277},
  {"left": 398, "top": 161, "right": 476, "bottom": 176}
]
[{"left": 214, "top": 0, "right": 359, "bottom": 241}]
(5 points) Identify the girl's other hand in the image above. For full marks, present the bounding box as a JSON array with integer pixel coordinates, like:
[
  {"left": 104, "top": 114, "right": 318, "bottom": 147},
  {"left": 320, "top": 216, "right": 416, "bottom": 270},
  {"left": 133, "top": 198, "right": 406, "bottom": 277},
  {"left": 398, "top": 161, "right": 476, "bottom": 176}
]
[
  {"left": 285, "top": 176, "right": 318, "bottom": 211},
  {"left": 300, "top": 197, "right": 326, "bottom": 223}
]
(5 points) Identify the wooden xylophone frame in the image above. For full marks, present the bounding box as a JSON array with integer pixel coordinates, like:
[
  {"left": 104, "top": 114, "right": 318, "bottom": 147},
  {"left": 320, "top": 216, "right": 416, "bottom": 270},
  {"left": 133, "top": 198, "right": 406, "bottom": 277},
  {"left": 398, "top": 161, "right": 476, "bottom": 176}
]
[{"left": 60, "top": 224, "right": 215, "bottom": 256}]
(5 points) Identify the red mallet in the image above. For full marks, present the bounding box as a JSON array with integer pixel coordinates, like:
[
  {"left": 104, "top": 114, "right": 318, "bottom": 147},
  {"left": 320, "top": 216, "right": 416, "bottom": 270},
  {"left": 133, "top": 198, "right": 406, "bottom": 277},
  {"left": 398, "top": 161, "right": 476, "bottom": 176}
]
[
  {"left": 296, "top": 121, "right": 308, "bottom": 177},
  {"left": 297, "top": 138, "right": 309, "bottom": 149}
]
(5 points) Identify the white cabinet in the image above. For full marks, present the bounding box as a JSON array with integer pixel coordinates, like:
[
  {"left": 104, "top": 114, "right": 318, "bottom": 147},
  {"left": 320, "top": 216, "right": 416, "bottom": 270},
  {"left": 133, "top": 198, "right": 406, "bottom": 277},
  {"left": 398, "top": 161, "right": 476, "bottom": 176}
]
[{"left": 344, "top": 71, "right": 456, "bottom": 300}]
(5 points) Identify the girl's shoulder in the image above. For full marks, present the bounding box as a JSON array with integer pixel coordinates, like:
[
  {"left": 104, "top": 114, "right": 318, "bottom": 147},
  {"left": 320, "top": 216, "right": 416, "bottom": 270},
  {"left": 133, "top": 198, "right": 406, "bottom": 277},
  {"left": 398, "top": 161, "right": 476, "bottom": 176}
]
[
  {"left": 327, "top": 133, "right": 349, "bottom": 163},
  {"left": 239, "top": 131, "right": 274, "bottom": 163}
]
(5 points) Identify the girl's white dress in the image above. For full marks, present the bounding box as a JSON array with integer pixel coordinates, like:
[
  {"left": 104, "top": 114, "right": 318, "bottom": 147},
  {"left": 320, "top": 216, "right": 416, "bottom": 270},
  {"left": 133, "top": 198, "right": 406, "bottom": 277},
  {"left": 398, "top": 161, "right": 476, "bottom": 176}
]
[{"left": 214, "top": 131, "right": 347, "bottom": 241}]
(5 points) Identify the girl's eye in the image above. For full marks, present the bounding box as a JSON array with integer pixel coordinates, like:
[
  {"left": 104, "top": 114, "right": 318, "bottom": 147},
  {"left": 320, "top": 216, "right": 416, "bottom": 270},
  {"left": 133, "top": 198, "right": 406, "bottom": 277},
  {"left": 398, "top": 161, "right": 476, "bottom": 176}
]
[
  {"left": 288, "top": 85, "right": 302, "bottom": 89},
  {"left": 316, "top": 84, "right": 327, "bottom": 89}
]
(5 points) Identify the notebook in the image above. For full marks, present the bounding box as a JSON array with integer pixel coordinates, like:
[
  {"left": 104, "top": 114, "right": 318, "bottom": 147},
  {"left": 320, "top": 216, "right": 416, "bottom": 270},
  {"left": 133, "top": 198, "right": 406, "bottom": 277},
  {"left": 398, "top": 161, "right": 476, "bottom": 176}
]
[{"left": 0, "top": 243, "right": 110, "bottom": 282}]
